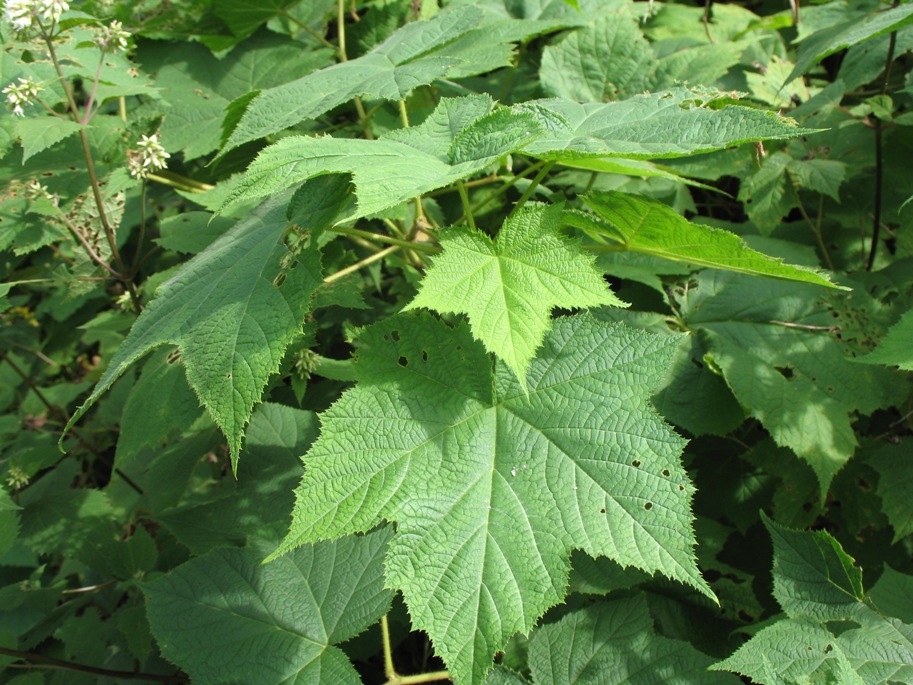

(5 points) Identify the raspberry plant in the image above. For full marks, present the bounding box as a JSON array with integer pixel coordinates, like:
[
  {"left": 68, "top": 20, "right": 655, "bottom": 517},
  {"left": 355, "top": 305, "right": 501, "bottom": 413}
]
[{"left": 2, "top": 1, "right": 912, "bottom": 684}]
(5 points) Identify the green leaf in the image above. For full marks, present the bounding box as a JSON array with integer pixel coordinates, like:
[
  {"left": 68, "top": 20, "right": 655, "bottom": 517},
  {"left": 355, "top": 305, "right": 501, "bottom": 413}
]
[
  {"left": 220, "top": 96, "right": 542, "bottom": 218},
  {"left": 407, "top": 203, "right": 625, "bottom": 382},
  {"left": 13, "top": 118, "right": 84, "bottom": 163},
  {"left": 139, "top": 36, "right": 334, "bottom": 160},
  {"left": 574, "top": 190, "right": 843, "bottom": 288},
  {"left": 738, "top": 151, "right": 795, "bottom": 234},
  {"left": 785, "top": 2, "right": 913, "bottom": 85},
  {"left": 854, "top": 305, "right": 913, "bottom": 371},
  {"left": 528, "top": 597, "right": 740, "bottom": 685},
  {"left": 787, "top": 158, "right": 847, "bottom": 202},
  {"left": 540, "top": 14, "right": 654, "bottom": 102},
  {"left": 272, "top": 312, "right": 711, "bottom": 684},
  {"left": 678, "top": 272, "right": 902, "bottom": 495},
  {"left": 214, "top": 0, "right": 297, "bottom": 38},
  {"left": 522, "top": 87, "right": 815, "bottom": 162},
  {"left": 870, "top": 566, "right": 913, "bottom": 624},
  {"left": 763, "top": 513, "right": 866, "bottom": 621},
  {"left": 221, "top": 7, "right": 555, "bottom": 153},
  {"left": 145, "top": 529, "right": 393, "bottom": 685},
  {"left": 868, "top": 442, "right": 913, "bottom": 542},
  {"left": 65, "top": 190, "right": 332, "bottom": 470}
]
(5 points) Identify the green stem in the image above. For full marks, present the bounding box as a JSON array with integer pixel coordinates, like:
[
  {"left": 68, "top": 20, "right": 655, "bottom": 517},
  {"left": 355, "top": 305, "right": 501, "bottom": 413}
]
[
  {"left": 465, "top": 160, "right": 547, "bottom": 219},
  {"left": 43, "top": 31, "right": 141, "bottom": 314},
  {"left": 324, "top": 245, "right": 400, "bottom": 283},
  {"left": 280, "top": 9, "right": 337, "bottom": 49},
  {"left": 381, "top": 615, "right": 397, "bottom": 680},
  {"left": 508, "top": 160, "right": 555, "bottom": 217},
  {"left": 329, "top": 225, "right": 438, "bottom": 253},
  {"left": 457, "top": 181, "right": 476, "bottom": 231},
  {"left": 389, "top": 672, "right": 451, "bottom": 685}
]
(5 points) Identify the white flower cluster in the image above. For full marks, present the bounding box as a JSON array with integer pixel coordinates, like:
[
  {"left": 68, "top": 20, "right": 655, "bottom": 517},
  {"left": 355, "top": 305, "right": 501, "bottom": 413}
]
[
  {"left": 100, "top": 19, "right": 129, "bottom": 51},
  {"left": 128, "top": 134, "right": 170, "bottom": 179},
  {"left": 2, "top": 76, "right": 42, "bottom": 116},
  {"left": 2, "top": 0, "right": 70, "bottom": 31}
]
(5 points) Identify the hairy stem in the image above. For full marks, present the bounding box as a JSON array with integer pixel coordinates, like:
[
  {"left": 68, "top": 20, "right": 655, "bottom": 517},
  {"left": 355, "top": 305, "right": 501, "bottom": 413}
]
[
  {"left": 508, "top": 160, "right": 555, "bottom": 217},
  {"left": 324, "top": 245, "right": 400, "bottom": 283},
  {"left": 329, "top": 225, "right": 438, "bottom": 252},
  {"left": 457, "top": 180, "right": 476, "bottom": 231}
]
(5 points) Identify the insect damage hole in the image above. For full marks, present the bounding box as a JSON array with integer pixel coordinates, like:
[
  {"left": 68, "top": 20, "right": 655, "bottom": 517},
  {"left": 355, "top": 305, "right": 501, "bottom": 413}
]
[
  {"left": 397, "top": 356, "right": 408, "bottom": 368},
  {"left": 643, "top": 501, "right": 653, "bottom": 511}
]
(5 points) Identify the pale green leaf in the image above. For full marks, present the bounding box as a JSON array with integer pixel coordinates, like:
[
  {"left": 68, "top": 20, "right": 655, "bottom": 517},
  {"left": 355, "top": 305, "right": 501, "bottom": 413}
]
[
  {"left": 407, "top": 203, "right": 625, "bottom": 382},
  {"left": 521, "top": 88, "right": 815, "bottom": 162},
  {"left": 272, "top": 312, "right": 711, "bottom": 684},
  {"left": 764, "top": 513, "right": 866, "bottom": 621},
  {"left": 575, "top": 190, "right": 843, "bottom": 288},
  {"left": 678, "top": 272, "right": 902, "bottom": 495},
  {"left": 14, "top": 117, "right": 84, "bottom": 163},
  {"left": 65, "top": 188, "right": 335, "bottom": 470},
  {"left": 221, "top": 96, "right": 542, "bottom": 218},
  {"left": 786, "top": 2, "right": 913, "bottom": 85},
  {"left": 145, "top": 529, "right": 393, "bottom": 685},
  {"left": 868, "top": 442, "right": 913, "bottom": 542},
  {"left": 854, "top": 305, "right": 913, "bottom": 371},
  {"left": 528, "top": 597, "right": 740, "bottom": 685}
]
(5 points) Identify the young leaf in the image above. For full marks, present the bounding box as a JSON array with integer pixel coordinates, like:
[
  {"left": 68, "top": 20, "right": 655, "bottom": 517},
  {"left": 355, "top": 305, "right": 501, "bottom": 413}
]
[
  {"left": 64, "top": 183, "right": 345, "bottom": 470},
  {"left": 528, "top": 596, "right": 740, "bottom": 685},
  {"left": 868, "top": 442, "right": 913, "bottom": 542},
  {"left": 145, "top": 529, "right": 393, "bottom": 685},
  {"left": 271, "top": 312, "right": 711, "bottom": 684},
  {"left": 407, "top": 203, "right": 625, "bottom": 382},
  {"left": 574, "top": 190, "right": 844, "bottom": 288}
]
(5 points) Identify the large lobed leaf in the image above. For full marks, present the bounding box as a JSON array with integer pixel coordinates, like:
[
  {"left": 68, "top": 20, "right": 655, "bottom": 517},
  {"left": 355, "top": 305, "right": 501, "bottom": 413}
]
[
  {"left": 145, "top": 529, "right": 393, "bottom": 685},
  {"left": 270, "top": 312, "right": 712, "bottom": 684},
  {"left": 571, "top": 190, "right": 844, "bottom": 289},
  {"left": 407, "top": 203, "right": 626, "bottom": 383},
  {"left": 65, "top": 180, "right": 349, "bottom": 469}
]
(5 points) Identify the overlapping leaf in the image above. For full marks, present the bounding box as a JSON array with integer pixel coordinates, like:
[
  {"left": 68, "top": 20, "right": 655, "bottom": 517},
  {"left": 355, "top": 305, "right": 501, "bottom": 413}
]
[
  {"left": 571, "top": 190, "right": 843, "bottom": 288},
  {"left": 677, "top": 271, "right": 902, "bottom": 495},
  {"left": 145, "top": 529, "right": 393, "bottom": 685},
  {"left": 712, "top": 518, "right": 913, "bottom": 684},
  {"left": 271, "top": 312, "right": 711, "bottom": 684},
  {"left": 528, "top": 596, "right": 740, "bottom": 685},
  {"left": 407, "top": 203, "right": 625, "bottom": 382},
  {"left": 220, "top": 95, "right": 543, "bottom": 217},
  {"left": 220, "top": 6, "right": 564, "bottom": 154},
  {"left": 854, "top": 305, "right": 913, "bottom": 371},
  {"left": 65, "top": 180, "right": 349, "bottom": 469}
]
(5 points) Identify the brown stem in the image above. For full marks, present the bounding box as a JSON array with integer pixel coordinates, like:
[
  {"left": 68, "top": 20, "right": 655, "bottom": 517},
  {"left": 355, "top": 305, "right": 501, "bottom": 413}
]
[{"left": 0, "top": 647, "right": 186, "bottom": 683}]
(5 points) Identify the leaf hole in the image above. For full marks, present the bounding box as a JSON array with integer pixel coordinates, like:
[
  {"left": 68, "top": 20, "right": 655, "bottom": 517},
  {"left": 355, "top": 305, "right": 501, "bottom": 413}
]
[
  {"left": 775, "top": 366, "right": 794, "bottom": 379},
  {"left": 421, "top": 350, "right": 428, "bottom": 362},
  {"left": 678, "top": 484, "right": 685, "bottom": 491},
  {"left": 644, "top": 501, "right": 653, "bottom": 511},
  {"left": 599, "top": 508, "right": 606, "bottom": 514},
  {"left": 226, "top": 373, "right": 232, "bottom": 379},
  {"left": 273, "top": 273, "right": 286, "bottom": 288},
  {"left": 631, "top": 459, "right": 641, "bottom": 468},
  {"left": 662, "top": 469, "right": 670, "bottom": 477},
  {"left": 390, "top": 330, "right": 401, "bottom": 342},
  {"left": 397, "top": 356, "right": 408, "bottom": 368}
]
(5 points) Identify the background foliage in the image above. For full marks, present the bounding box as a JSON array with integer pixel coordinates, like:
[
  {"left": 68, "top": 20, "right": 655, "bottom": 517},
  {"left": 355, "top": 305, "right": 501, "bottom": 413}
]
[{"left": 1, "top": 0, "right": 912, "bottom": 683}]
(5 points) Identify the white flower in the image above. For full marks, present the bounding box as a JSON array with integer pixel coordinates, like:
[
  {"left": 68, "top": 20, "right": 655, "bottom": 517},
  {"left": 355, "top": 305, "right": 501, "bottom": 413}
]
[
  {"left": 3, "top": 76, "right": 43, "bottom": 116},
  {"left": 101, "top": 19, "right": 129, "bottom": 51},
  {"left": 129, "top": 133, "right": 170, "bottom": 178},
  {"left": 36, "top": 0, "right": 67, "bottom": 24},
  {"left": 3, "top": 0, "right": 33, "bottom": 30}
]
